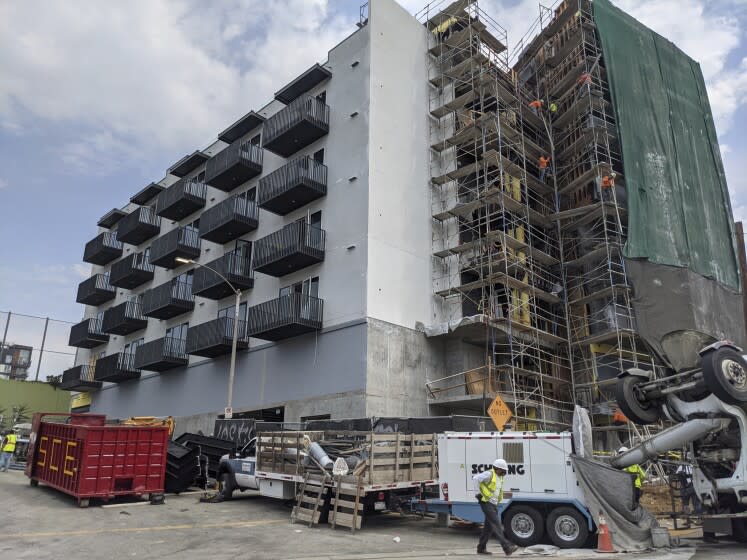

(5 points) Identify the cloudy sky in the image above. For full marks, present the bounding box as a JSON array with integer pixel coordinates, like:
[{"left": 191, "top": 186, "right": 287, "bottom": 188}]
[{"left": 0, "top": 0, "right": 746, "bottom": 326}]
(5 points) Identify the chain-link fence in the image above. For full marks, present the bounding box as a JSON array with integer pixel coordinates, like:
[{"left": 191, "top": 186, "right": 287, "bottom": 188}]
[{"left": 0, "top": 311, "right": 76, "bottom": 382}]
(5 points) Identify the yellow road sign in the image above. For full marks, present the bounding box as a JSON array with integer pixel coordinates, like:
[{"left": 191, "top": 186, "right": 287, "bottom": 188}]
[{"left": 488, "top": 394, "right": 513, "bottom": 431}]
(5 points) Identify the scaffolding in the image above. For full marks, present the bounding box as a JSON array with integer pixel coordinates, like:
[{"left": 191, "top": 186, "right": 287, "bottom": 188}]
[
  {"left": 419, "top": 0, "right": 663, "bottom": 441},
  {"left": 417, "top": 0, "right": 574, "bottom": 431}
]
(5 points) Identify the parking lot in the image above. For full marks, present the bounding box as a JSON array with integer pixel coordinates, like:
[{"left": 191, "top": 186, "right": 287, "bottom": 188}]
[{"left": 1, "top": 470, "right": 742, "bottom": 560}]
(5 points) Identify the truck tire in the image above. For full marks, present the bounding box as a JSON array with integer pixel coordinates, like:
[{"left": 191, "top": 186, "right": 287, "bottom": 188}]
[
  {"left": 546, "top": 507, "right": 589, "bottom": 548},
  {"left": 218, "top": 472, "right": 235, "bottom": 500},
  {"left": 29, "top": 479, "right": 39, "bottom": 487},
  {"left": 504, "top": 505, "right": 544, "bottom": 547},
  {"left": 616, "top": 375, "right": 660, "bottom": 425},
  {"left": 701, "top": 347, "right": 747, "bottom": 405}
]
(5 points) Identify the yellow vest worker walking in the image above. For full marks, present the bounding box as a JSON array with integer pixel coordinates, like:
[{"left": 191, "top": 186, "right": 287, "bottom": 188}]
[
  {"left": 472, "top": 459, "right": 519, "bottom": 556},
  {"left": 1, "top": 430, "right": 17, "bottom": 472}
]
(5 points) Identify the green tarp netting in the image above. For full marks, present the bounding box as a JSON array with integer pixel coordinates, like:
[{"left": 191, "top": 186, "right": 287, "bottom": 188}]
[{"left": 593, "top": 0, "right": 741, "bottom": 291}]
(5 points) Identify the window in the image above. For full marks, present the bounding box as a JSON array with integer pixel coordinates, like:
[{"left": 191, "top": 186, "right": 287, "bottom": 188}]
[
  {"left": 250, "top": 134, "right": 261, "bottom": 146},
  {"left": 124, "top": 337, "right": 144, "bottom": 354},
  {"left": 280, "top": 276, "right": 319, "bottom": 298},
  {"left": 218, "top": 302, "right": 247, "bottom": 322},
  {"left": 197, "top": 170, "right": 205, "bottom": 183},
  {"left": 316, "top": 91, "right": 326, "bottom": 104},
  {"left": 313, "top": 149, "right": 324, "bottom": 163},
  {"left": 166, "top": 322, "right": 189, "bottom": 341},
  {"left": 240, "top": 187, "right": 256, "bottom": 202},
  {"left": 301, "top": 414, "right": 331, "bottom": 422},
  {"left": 310, "top": 210, "right": 322, "bottom": 228}
]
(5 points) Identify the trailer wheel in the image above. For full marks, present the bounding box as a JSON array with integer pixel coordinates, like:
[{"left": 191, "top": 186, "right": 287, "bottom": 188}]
[
  {"left": 702, "top": 347, "right": 747, "bottom": 405},
  {"left": 504, "top": 505, "right": 544, "bottom": 546},
  {"left": 616, "top": 375, "right": 660, "bottom": 425},
  {"left": 29, "top": 479, "right": 38, "bottom": 487},
  {"left": 546, "top": 507, "right": 589, "bottom": 548}
]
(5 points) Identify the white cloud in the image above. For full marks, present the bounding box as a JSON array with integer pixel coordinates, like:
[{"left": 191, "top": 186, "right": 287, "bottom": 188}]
[{"left": 0, "top": 0, "right": 354, "bottom": 173}]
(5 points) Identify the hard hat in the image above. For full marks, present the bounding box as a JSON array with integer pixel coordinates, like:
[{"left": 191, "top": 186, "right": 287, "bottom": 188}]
[
  {"left": 617, "top": 446, "right": 629, "bottom": 454},
  {"left": 493, "top": 459, "right": 508, "bottom": 470}
]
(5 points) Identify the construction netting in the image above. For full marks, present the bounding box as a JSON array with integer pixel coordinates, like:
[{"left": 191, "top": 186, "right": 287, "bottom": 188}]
[
  {"left": 591, "top": 0, "right": 746, "bottom": 362},
  {"left": 593, "top": 0, "right": 740, "bottom": 292}
]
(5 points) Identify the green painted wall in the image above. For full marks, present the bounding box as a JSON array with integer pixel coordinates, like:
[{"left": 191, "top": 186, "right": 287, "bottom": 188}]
[{"left": 0, "top": 379, "right": 70, "bottom": 424}]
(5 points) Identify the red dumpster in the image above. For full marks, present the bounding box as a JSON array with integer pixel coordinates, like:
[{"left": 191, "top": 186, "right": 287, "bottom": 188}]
[{"left": 25, "top": 413, "right": 169, "bottom": 507}]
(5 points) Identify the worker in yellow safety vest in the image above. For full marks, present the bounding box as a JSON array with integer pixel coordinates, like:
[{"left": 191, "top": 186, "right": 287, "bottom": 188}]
[
  {"left": 472, "top": 459, "right": 519, "bottom": 556},
  {"left": 1, "top": 430, "right": 17, "bottom": 472},
  {"left": 618, "top": 446, "right": 646, "bottom": 502}
]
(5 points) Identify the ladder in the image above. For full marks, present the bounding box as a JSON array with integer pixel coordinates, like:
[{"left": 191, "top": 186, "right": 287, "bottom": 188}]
[{"left": 291, "top": 472, "right": 328, "bottom": 527}]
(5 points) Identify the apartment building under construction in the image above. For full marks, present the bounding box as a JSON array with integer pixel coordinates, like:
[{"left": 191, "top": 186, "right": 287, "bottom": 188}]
[
  {"left": 65, "top": 0, "right": 743, "bottom": 445},
  {"left": 421, "top": 0, "right": 744, "bottom": 447}
]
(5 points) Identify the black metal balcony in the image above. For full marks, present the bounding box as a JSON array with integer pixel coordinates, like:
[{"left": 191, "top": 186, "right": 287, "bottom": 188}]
[
  {"left": 199, "top": 195, "right": 258, "bottom": 244},
  {"left": 116, "top": 207, "right": 161, "bottom": 245},
  {"left": 149, "top": 227, "right": 201, "bottom": 269},
  {"left": 134, "top": 337, "right": 188, "bottom": 372},
  {"left": 258, "top": 156, "right": 327, "bottom": 215},
  {"left": 253, "top": 221, "right": 325, "bottom": 277},
  {"left": 155, "top": 178, "right": 206, "bottom": 221},
  {"left": 247, "top": 293, "right": 323, "bottom": 341},
  {"left": 83, "top": 232, "right": 122, "bottom": 265},
  {"left": 141, "top": 278, "right": 194, "bottom": 319},
  {"left": 186, "top": 317, "right": 248, "bottom": 358},
  {"left": 262, "top": 94, "right": 329, "bottom": 157},
  {"left": 102, "top": 300, "right": 148, "bottom": 335},
  {"left": 205, "top": 140, "right": 263, "bottom": 192},
  {"left": 60, "top": 365, "right": 102, "bottom": 391},
  {"left": 93, "top": 352, "right": 141, "bottom": 383},
  {"left": 76, "top": 274, "right": 116, "bottom": 306},
  {"left": 109, "top": 252, "right": 155, "bottom": 289},
  {"left": 192, "top": 250, "right": 254, "bottom": 300},
  {"left": 68, "top": 318, "right": 109, "bottom": 348}
]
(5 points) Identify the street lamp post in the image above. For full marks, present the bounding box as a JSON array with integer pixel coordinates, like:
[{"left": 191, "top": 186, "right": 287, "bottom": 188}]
[{"left": 175, "top": 257, "right": 241, "bottom": 419}]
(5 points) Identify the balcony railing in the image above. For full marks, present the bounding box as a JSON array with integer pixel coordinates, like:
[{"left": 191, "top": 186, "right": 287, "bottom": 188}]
[
  {"left": 155, "top": 177, "right": 206, "bottom": 220},
  {"left": 149, "top": 226, "right": 201, "bottom": 269},
  {"left": 94, "top": 352, "right": 141, "bottom": 383},
  {"left": 76, "top": 273, "right": 116, "bottom": 306},
  {"left": 141, "top": 278, "right": 194, "bottom": 319},
  {"left": 68, "top": 317, "right": 109, "bottom": 348},
  {"left": 204, "top": 140, "right": 263, "bottom": 192},
  {"left": 102, "top": 299, "right": 148, "bottom": 335},
  {"left": 60, "top": 365, "right": 102, "bottom": 392},
  {"left": 258, "top": 156, "right": 327, "bottom": 215},
  {"left": 199, "top": 195, "right": 259, "bottom": 244},
  {"left": 185, "top": 317, "right": 249, "bottom": 358},
  {"left": 134, "top": 337, "right": 188, "bottom": 372},
  {"left": 109, "top": 252, "right": 155, "bottom": 289},
  {"left": 247, "top": 293, "right": 323, "bottom": 341},
  {"left": 192, "top": 250, "right": 254, "bottom": 300},
  {"left": 262, "top": 94, "right": 330, "bottom": 157},
  {"left": 83, "top": 232, "right": 123, "bottom": 265},
  {"left": 253, "top": 221, "right": 325, "bottom": 277},
  {"left": 116, "top": 206, "right": 161, "bottom": 245}
]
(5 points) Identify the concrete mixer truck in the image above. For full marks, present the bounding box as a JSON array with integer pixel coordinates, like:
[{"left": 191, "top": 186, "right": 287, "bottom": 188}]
[{"left": 614, "top": 339, "right": 747, "bottom": 540}]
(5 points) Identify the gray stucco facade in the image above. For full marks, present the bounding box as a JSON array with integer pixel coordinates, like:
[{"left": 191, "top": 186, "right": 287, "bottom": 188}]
[{"left": 80, "top": 0, "right": 443, "bottom": 424}]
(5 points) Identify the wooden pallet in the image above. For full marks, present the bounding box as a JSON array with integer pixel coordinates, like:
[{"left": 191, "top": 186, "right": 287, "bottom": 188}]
[
  {"left": 291, "top": 472, "right": 328, "bottom": 527},
  {"left": 330, "top": 476, "right": 363, "bottom": 532}
]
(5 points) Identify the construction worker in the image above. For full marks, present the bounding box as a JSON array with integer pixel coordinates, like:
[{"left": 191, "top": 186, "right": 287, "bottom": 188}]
[
  {"left": 0, "top": 429, "right": 17, "bottom": 472},
  {"left": 617, "top": 446, "right": 646, "bottom": 503},
  {"left": 600, "top": 172, "right": 616, "bottom": 201},
  {"left": 473, "top": 459, "right": 518, "bottom": 556},
  {"left": 538, "top": 155, "right": 551, "bottom": 182},
  {"left": 577, "top": 72, "right": 592, "bottom": 87},
  {"left": 528, "top": 99, "right": 543, "bottom": 115}
]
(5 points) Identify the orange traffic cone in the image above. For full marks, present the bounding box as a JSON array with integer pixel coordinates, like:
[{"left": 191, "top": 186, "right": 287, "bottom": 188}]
[{"left": 596, "top": 512, "right": 615, "bottom": 553}]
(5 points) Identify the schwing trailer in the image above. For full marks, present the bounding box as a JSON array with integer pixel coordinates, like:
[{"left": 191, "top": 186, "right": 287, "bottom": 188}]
[{"left": 413, "top": 432, "right": 594, "bottom": 548}]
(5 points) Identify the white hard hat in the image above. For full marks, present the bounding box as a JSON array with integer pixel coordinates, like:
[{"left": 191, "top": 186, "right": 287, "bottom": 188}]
[
  {"left": 617, "top": 446, "right": 629, "bottom": 454},
  {"left": 493, "top": 459, "right": 508, "bottom": 470}
]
